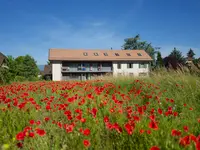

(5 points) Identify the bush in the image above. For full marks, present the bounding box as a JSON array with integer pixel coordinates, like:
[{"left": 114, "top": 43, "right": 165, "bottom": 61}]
[{"left": 14, "top": 76, "right": 27, "bottom": 82}]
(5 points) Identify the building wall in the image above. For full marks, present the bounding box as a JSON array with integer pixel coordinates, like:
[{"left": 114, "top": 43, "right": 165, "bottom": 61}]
[
  {"left": 52, "top": 61, "right": 62, "bottom": 81},
  {"left": 112, "top": 61, "right": 149, "bottom": 77}
]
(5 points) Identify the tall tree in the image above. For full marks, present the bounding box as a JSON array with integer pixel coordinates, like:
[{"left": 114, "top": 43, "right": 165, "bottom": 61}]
[
  {"left": 122, "top": 34, "right": 156, "bottom": 59},
  {"left": 169, "top": 47, "right": 186, "bottom": 65},
  {"left": 187, "top": 48, "right": 195, "bottom": 59},
  {"left": 15, "top": 55, "right": 39, "bottom": 78},
  {"left": 156, "top": 51, "right": 163, "bottom": 67}
]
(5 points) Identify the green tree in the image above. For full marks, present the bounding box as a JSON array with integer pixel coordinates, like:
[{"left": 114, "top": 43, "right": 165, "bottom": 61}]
[
  {"left": 169, "top": 47, "right": 186, "bottom": 65},
  {"left": 15, "top": 55, "right": 39, "bottom": 78},
  {"left": 156, "top": 51, "right": 163, "bottom": 67},
  {"left": 6, "top": 55, "right": 17, "bottom": 80},
  {"left": 187, "top": 48, "right": 195, "bottom": 59},
  {"left": 122, "top": 34, "right": 156, "bottom": 59}
]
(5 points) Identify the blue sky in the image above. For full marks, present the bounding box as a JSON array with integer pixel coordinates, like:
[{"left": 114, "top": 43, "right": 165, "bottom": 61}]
[{"left": 0, "top": 0, "right": 200, "bottom": 65}]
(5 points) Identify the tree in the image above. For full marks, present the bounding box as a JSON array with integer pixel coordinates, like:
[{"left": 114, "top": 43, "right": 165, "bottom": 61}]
[
  {"left": 156, "top": 51, "right": 163, "bottom": 67},
  {"left": 122, "top": 34, "right": 156, "bottom": 59},
  {"left": 169, "top": 47, "right": 186, "bottom": 65},
  {"left": 187, "top": 49, "right": 195, "bottom": 59},
  {"left": 15, "top": 55, "right": 39, "bottom": 78}
]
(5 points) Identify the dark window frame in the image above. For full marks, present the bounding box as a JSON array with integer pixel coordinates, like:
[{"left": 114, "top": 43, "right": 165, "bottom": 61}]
[
  {"left": 115, "top": 53, "right": 120, "bottom": 56},
  {"left": 126, "top": 53, "right": 131, "bottom": 56},
  {"left": 117, "top": 63, "right": 121, "bottom": 69},
  {"left": 83, "top": 52, "right": 88, "bottom": 56},
  {"left": 104, "top": 53, "right": 108, "bottom": 56},
  {"left": 127, "top": 63, "right": 133, "bottom": 69},
  {"left": 94, "top": 53, "right": 99, "bottom": 56},
  {"left": 137, "top": 53, "right": 142, "bottom": 56}
]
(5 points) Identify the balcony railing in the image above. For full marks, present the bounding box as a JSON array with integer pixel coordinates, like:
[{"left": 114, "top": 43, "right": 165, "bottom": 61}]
[{"left": 61, "top": 66, "right": 113, "bottom": 72}]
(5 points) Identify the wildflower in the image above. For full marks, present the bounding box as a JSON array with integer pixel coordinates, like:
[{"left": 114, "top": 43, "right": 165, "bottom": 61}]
[
  {"left": 140, "top": 129, "right": 145, "bottom": 134},
  {"left": 83, "top": 129, "right": 90, "bottom": 136},
  {"left": 29, "top": 132, "right": 35, "bottom": 138},
  {"left": 16, "top": 132, "right": 25, "bottom": 141},
  {"left": 16, "top": 142, "right": 23, "bottom": 148},
  {"left": 157, "top": 108, "right": 162, "bottom": 115},
  {"left": 150, "top": 146, "right": 160, "bottom": 150},
  {"left": 29, "top": 120, "right": 35, "bottom": 125},
  {"left": 149, "top": 121, "right": 159, "bottom": 130},
  {"left": 179, "top": 135, "right": 190, "bottom": 147},
  {"left": 36, "top": 129, "right": 46, "bottom": 136},
  {"left": 83, "top": 140, "right": 91, "bottom": 148},
  {"left": 171, "top": 129, "right": 181, "bottom": 136},
  {"left": 44, "top": 117, "right": 50, "bottom": 122},
  {"left": 183, "top": 126, "right": 189, "bottom": 132},
  {"left": 104, "top": 116, "right": 109, "bottom": 123}
]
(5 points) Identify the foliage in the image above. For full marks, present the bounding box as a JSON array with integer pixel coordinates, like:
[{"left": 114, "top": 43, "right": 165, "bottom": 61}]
[
  {"left": 122, "top": 34, "right": 156, "bottom": 60},
  {"left": 0, "top": 55, "right": 40, "bottom": 83},
  {"left": 156, "top": 51, "right": 163, "bottom": 68},
  {"left": 169, "top": 47, "right": 186, "bottom": 64},
  {"left": 15, "top": 55, "right": 39, "bottom": 78},
  {"left": 187, "top": 49, "right": 195, "bottom": 59},
  {"left": 0, "top": 74, "right": 200, "bottom": 149}
]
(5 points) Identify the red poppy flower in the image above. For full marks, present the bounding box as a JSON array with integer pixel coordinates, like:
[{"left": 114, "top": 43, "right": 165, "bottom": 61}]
[
  {"left": 124, "top": 123, "right": 134, "bottom": 135},
  {"left": 146, "top": 130, "right": 151, "bottom": 134},
  {"left": 140, "top": 129, "right": 145, "bottom": 134},
  {"left": 29, "top": 120, "right": 35, "bottom": 125},
  {"left": 83, "top": 128, "right": 90, "bottom": 136},
  {"left": 157, "top": 108, "right": 162, "bottom": 115},
  {"left": 171, "top": 129, "right": 181, "bottom": 136},
  {"left": 29, "top": 132, "right": 35, "bottom": 138},
  {"left": 83, "top": 140, "right": 91, "bottom": 148},
  {"left": 17, "top": 142, "right": 23, "bottom": 148},
  {"left": 173, "top": 112, "right": 178, "bottom": 117},
  {"left": 150, "top": 146, "right": 160, "bottom": 150},
  {"left": 36, "top": 129, "right": 46, "bottom": 136},
  {"left": 16, "top": 132, "right": 25, "bottom": 140},
  {"left": 104, "top": 116, "right": 109, "bottom": 123},
  {"left": 183, "top": 126, "right": 189, "bottom": 132},
  {"left": 44, "top": 117, "right": 50, "bottom": 122},
  {"left": 179, "top": 135, "right": 190, "bottom": 147},
  {"left": 149, "top": 121, "right": 158, "bottom": 130},
  {"left": 36, "top": 120, "right": 41, "bottom": 125}
]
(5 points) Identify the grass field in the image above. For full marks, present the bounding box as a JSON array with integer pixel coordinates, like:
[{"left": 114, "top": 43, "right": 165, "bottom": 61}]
[{"left": 0, "top": 72, "right": 200, "bottom": 150}]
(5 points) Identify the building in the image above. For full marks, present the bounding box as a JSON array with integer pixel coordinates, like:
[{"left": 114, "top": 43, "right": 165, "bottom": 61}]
[
  {"left": 43, "top": 65, "right": 52, "bottom": 80},
  {"left": 49, "top": 49, "right": 153, "bottom": 81},
  {"left": 0, "top": 52, "right": 8, "bottom": 69}
]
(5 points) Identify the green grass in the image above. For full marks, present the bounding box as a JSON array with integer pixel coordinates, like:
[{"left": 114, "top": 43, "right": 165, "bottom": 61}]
[{"left": 0, "top": 71, "right": 200, "bottom": 150}]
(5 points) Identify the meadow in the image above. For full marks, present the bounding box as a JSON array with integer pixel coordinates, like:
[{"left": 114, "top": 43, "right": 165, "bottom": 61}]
[{"left": 0, "top": 71, "right": 200, "bottom": 150}]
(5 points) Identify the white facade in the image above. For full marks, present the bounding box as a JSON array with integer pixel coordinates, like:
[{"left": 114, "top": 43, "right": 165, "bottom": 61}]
[
  {"left": 112, "top": 61, "right": 149, "bottom": 77},
  {"left": 52, "top": 61, "right": 62, "bottom": 81},
  {"left": 51, "top": 61, "right": 150, "bottom": 81}
]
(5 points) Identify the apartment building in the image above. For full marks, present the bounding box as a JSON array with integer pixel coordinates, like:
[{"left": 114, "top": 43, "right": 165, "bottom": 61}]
[{"left": 48, "top": 49, "right": 153, "bottom": 81}]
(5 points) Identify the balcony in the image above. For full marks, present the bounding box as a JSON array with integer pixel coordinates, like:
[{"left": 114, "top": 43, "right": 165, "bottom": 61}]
[{"left": 61, "top": 66, "right": 113, "bottom": 73}]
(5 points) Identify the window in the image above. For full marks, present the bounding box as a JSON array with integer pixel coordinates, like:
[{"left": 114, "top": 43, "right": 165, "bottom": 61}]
[
  {"left": 104, "top": 53, "right": 108, "bottom": 56},
  {"left": 127, "top": 63, "right": 133, "bottom": 69},
  {"left": 115, "top": 53, "right": 119, "bottom": 56},
  {"left": 137, "top": 53, "right": 142, "bottom": 56},
  {"left": 139, "top": 63, "right": 147, "bottom": 68},
  {"left": 117, "top": 63, "right": 121, "bottom": 69},
  {"left": 126, "top": 53, "right": 131, "bottom": 56},
  {"left": 83, "top": 52, "right": 88, "bottom": 56},
  {"left": 94, "top": 53, "right": 99, "bottom": 56}
]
